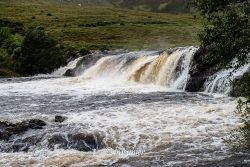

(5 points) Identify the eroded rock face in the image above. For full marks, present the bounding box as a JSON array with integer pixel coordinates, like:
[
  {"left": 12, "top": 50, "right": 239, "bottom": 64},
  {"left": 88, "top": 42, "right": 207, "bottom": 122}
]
[
  {"left": 186, "top": 45, "right": 219, "bottom": 92},
  {"left": 0, "top": 119, "right": 46, "bottom": 141}
]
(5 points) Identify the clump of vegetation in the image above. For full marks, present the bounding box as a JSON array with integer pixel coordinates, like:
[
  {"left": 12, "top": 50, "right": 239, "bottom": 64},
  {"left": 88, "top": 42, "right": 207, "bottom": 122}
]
[
  {"left": 232, "top": 72, "right": 250, "bottom": 98},
  {"left": 79, "top": 47, "right": 91, "bottom": 55},
  {"left": 13, "top": 29, "right": 64, "bottom": 75},
  {"left": 190, "top": 0, "right": 250, "bottom": 152},
  {"left": 0, "top": 27, "right": 23, "bottom": 77},
  {"left": 190, "top": 0, "right": 249, "bottom": 68},
  {"left": 0, "top": 27, "right": 65, "bottom": 77},
  {"left": 228, "top": 72, "right": 250, "bottom": 152}
]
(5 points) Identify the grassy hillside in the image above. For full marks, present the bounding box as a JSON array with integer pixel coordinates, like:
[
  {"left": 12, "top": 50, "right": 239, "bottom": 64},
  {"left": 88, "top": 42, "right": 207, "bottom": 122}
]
[
  {"left": 112, "top": 0, "right": 189, "bottom": 13},
  {"left": 0, "top": 0, "right": 201, "bottom": 52},
  {"left": 4, "top": 0, "right": 189, "bottom": 13},
  {"left": 0, "top": 0, "right": 201, "bottom": 77}
]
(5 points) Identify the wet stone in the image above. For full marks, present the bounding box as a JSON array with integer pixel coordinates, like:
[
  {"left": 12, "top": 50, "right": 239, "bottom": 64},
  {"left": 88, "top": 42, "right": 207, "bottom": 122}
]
[
  {"left": 0, "top": 119, "right": 46, "bottom": 141},
  {"left": 48, "top": 133, "right": 104, "bottom": 152},
  {"left": 55, "top": 115, "right": 67, "bottom": 123}
]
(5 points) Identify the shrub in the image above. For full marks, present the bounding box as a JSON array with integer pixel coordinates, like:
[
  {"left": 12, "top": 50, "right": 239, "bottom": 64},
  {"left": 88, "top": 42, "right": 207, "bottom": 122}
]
[
  {"left": 13, "top": 30, "right": 64, "bottom": 75},
  {"left": 79, "top": 47, "right": 91, "bottom": 55},
  {"left": 47, "top": 13, "right": 52, "bottom": 16},
  {"left": 120, "top": 22, "right": 125, "bottom": 26},
  {"left": 0, "top": 27, "right": 11, "bottom": 45}
]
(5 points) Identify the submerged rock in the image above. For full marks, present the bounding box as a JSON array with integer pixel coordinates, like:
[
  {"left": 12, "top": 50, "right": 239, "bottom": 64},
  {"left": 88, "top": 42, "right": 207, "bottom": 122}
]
[
  {"left": 0, "top": 119, "right": 46, "bottom": 141},
  {"left": 55, "top": 115, "right": 67, "bottom": 123},
  {"left": 64, "top": 69, "right": 74, "bottom": 76},
  {"left": 48, "top": 132, "right": 104, "bottom": 152}
]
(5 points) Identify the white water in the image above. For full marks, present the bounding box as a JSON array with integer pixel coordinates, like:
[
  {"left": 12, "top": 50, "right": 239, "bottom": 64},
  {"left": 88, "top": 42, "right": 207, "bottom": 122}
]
[
  {"left": 52, "top": 57, "right": 83, "bottom": 76},
  {"left": 0, "top": 47, "right": 248, "bottom": 167},
  {"left": 75, "top": 47, "right": 198, "bottom": 90},
  {"left": 204, "top": 59, "right": 249, "bottom": 94}
]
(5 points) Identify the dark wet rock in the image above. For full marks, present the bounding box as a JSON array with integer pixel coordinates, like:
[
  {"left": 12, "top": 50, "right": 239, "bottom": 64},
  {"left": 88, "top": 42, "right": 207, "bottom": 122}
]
[
  {"left": 0, "top": 130, "right": 11, "bottom": 141},
  {"left": 186, "top": 44, "right": 219, "bottom": 92},
  {"left": 48, "top": 133, "right": 104, "bottom": 152},
  {"left": 55, "top": 115, "right": 67, "bottom": 123},
  {"left": 48, "top": 134, "right": 68, "bottom": 149},
  {"left": 9, "top": 135, "right": 43, "bottom": 152},
  {"left": 0, "top": 119, "right": 46, "bottom": 141},
  {"left": 64, "top": 69, "right": 74, "bottom": 76},
  {"left": 28, "top": 119, "right": 46, "bottom": 128}
]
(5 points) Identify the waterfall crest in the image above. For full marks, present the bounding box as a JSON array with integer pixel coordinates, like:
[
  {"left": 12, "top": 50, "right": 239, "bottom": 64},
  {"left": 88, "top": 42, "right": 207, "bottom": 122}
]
[
  {"left": 56, "top": 47, "right": 249, "bottom": 94},
  {"left": 79, "top": 46, "right": 198, "bottom": 90}
]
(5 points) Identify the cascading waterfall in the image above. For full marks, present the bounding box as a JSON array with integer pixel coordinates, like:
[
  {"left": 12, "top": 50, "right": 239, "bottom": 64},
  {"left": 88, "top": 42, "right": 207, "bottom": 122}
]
[
  {"left": 55, "top": 47, "right": 248, "bottom": 95},
  {"left": 79, "top": 46, "right": 198, "bottom": 90},
  {"left": 52, "top": 57, "right": 83, "bottom": 76},
  {"left": 204, "top": 58, "right": 250, "bottom": 94}
]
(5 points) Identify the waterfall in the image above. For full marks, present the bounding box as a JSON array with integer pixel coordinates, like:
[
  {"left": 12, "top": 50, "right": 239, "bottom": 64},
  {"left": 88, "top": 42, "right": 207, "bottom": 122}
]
[
  {"left": 52, "top": 57, "right": 83, "bottom": 76},
  {"left": 79, "top": 46, "right": 198, "bottom": 90},
  {"left": 204, "top": 60, "right": 249, "bottom": 95},
  {"left": 54, "top": 46, "right": 248, "bottom": 94}
]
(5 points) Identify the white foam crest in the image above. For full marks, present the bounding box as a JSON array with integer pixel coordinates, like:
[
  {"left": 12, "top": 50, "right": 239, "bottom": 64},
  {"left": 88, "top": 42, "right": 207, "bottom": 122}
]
[
  {"left": 204, "top": 59, "right": 249, "bottom": 94},
  {"left": 52, "top": 57, "right": 83, "bottom": 76},
  {"left": 171, "top": 47, "right": 198, "bottom": 90}
]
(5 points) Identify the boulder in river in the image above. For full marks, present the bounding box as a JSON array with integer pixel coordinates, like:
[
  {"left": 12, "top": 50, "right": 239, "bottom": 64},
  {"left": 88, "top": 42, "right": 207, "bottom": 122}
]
[
  {"left": 0, "top": 119, "right": 46, "bottom": 141},
  {"left": 55, "top": 115, "right": 67, "bottom": 123},
  {"left": 48, "top": 132, "right": 104, "bottom": 152}
]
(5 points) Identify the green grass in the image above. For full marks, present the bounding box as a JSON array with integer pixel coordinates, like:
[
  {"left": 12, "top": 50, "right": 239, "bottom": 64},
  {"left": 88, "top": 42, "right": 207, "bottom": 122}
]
[{"left": 0, "top": 0, "right": 201, "bottom": 52}]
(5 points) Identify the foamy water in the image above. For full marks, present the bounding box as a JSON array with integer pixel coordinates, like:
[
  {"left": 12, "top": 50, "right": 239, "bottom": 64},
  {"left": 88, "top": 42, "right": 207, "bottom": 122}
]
[
  {"left": 0, "top": 75, "right": 240, "bottom": 167},
  {"left": 0, "top": 47, "right": 246, "bottom": 167}
]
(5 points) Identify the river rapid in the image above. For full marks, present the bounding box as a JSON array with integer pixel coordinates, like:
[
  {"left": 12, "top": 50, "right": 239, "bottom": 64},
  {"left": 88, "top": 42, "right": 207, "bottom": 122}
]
[{"left": 0, "top": 47, "right": 247, "bottom": 167}]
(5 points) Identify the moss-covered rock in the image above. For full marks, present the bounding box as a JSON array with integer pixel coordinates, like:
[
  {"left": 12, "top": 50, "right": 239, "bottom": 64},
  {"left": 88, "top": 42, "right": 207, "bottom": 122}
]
[{"left": 231, "top": 72, "right": 250, "bottom": 98}]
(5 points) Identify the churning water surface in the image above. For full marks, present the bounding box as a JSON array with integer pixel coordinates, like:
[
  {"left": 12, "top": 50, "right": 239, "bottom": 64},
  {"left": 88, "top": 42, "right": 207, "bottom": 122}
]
[{"left": 0, "top": 47, "right": 245, "bottom": 167}]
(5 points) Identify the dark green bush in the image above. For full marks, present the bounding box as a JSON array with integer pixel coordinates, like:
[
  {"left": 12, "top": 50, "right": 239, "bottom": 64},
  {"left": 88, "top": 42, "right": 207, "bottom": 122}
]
[
  {"left": 79, "top": 47, "right": 91, "bottom": 55},
  {"left": 232, "top": 72, "right": 250, "bottom": 98},
  {"left": 120, "top": 22, "right": 125, "bottom": 26},
  {"left": 13, "top": 30, "right": 64, "bottom": 75},
  {"left": 0, "top": 27, "right": 11, "bottom": 45}
]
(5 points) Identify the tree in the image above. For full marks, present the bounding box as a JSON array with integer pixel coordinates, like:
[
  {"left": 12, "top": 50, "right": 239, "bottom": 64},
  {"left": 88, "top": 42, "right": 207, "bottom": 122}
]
[
  {"left": 190, "top": 0, "right": 250, "bottom": 153},
  {"left": 13, "top": 30, "right": 64, "bottom": 75},
  {"left": 189, "top": 0, "right": 249, "bottom": 68}
]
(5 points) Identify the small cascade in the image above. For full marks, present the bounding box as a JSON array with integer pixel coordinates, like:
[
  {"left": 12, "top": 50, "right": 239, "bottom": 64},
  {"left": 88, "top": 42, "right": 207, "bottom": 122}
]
[
  {"left": 204, "top": 59, "right": 249, "bottom": 94},
  {"left": 138, "top": 46, "right": 197, "bottom": 89},
  {"left": 52, "top": 57, "right": 83, "bottom": 76},
  {"left": 79, "top": 46, "right": 198, "bottom": 90}
]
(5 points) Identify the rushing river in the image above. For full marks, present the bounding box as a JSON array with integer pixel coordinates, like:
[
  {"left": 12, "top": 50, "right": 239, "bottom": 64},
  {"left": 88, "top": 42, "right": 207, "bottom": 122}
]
[{"left": 0, "top": 47, "right": 247, "bottom": 167}]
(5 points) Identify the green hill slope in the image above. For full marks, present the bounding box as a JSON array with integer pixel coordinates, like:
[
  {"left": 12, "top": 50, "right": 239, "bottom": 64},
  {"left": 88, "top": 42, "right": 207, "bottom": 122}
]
[
  {"left": 0, "top": 0, "right": 200, "bottom": 51},
  {"left": 4, "top": 0, "right": 188, "bottom": 13}
]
